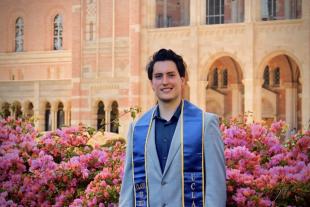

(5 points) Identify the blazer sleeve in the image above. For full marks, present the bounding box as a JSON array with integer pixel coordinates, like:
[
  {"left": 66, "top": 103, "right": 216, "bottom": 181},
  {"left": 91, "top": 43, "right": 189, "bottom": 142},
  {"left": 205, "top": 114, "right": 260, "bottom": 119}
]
[
  {"left": 119, "top": 123, "right": 135, "bottom": 207},
  {"left": 204, "top": 113, "right": 227, "bottom": 207}
]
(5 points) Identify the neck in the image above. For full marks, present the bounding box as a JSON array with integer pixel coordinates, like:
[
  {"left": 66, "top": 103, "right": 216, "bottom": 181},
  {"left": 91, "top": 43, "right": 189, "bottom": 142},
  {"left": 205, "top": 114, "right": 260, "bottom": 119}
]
[{"left": 158, "top": 98, "right": 182, "bottom": 121}]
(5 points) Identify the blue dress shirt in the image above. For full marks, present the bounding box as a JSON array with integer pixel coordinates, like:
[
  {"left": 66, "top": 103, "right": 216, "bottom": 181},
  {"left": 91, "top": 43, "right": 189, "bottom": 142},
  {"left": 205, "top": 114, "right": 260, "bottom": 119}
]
[{"left": 154, "top": 104, "right": 181, "bottom": 172}]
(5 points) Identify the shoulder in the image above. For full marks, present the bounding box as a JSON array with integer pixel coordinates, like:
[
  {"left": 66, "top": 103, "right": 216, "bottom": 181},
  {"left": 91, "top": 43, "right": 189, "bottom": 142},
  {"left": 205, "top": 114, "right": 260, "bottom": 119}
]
[
  {"left": 203, "top": 112, "right": 220, "bottom": 129},
  {"left": 203, "top": 112, "right": 219, "bottom": 121},
  {"left": 132, "top": 106, "right": 156, "bottom": 127}
]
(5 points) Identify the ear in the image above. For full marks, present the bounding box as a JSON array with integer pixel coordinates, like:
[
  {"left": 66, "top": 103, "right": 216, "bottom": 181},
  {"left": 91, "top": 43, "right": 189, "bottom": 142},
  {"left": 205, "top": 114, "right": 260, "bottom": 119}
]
[
  {"left": 181, "top": 77, "right": 185, "bottom": 86},
  {"left": 150, "top": 79, "right": 155, "bottom": 91}
]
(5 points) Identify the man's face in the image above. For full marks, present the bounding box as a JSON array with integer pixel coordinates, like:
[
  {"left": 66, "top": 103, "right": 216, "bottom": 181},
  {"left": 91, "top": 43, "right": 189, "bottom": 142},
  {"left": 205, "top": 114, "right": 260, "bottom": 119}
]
[{"left": 151, "top": 60, "right": 185, "bottom": 104}]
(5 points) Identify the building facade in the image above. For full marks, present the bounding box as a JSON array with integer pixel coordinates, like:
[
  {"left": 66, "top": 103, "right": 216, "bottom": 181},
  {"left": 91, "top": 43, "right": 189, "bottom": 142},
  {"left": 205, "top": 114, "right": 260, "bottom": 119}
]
[{"left": 0, "top": 0, "right": 309, "bottom": 136}]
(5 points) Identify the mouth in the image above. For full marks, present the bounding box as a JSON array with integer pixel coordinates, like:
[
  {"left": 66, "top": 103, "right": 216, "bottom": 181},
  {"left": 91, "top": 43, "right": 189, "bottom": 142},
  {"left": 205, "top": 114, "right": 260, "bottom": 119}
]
[{"left": 161, "top": 88, "right": 173, "bottom": 93}]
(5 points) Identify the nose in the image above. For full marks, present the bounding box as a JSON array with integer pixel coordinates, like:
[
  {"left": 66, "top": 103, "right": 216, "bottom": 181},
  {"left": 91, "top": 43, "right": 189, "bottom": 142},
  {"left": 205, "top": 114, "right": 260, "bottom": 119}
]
[{"left": 162, "top": 74, "right": 168, "bottom": 84}]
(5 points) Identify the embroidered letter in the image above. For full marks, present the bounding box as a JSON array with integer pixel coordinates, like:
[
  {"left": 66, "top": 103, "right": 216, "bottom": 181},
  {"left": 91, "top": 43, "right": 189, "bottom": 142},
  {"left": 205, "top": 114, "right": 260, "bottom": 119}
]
[
  {"left": 191, "top": 191, "right": 196, "bottom": 199},
  {"left": 191, "top": 173, "right": 195, "bottom": 181},
  {"left": 137, "top": 200, "right": 145, "bottom": 206},
  {"left": 191, "top": 200, "right": 196, "bottom": 207},
  {"left": 135, "top": 183, "right": 145, "bottom": 191}
]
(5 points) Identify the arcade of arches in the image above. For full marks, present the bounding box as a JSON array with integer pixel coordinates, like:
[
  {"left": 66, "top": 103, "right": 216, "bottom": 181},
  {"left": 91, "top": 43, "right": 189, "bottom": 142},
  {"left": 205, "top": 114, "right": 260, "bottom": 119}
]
[
  {"left": 0, "top": 100, "right": 120, "bottom": 133},
  {"left": 200, "top": 53, "right": 302, "bottom": 130},
  {"left": 0, "top": 52, "right": 304, "bottom": 131}
]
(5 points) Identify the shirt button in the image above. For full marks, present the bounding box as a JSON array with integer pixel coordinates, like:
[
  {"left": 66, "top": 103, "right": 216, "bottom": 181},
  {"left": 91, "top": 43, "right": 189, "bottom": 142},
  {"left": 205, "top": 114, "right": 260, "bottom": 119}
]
[
  {"left": 162, "top": 204, "right": 166, "bottom": 207},
  {"left": 161, "top": 181, "right": 166, "bottom": 185},
  {"left": 163, "top": 156, "right": 167, "bottom": 160}
]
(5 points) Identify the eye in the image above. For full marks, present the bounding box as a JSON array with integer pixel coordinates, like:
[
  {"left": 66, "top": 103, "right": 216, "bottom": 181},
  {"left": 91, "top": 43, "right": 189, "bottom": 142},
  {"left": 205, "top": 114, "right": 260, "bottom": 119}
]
[
  {"left": 153, "top": 74, "right": 162, "bottom": 79},
  {"left": 168, "top": 73, "right": 176, "bottom": 78}
]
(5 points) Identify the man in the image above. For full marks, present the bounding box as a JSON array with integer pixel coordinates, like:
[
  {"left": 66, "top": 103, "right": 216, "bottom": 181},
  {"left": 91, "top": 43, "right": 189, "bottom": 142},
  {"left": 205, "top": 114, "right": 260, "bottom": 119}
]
[{"left": 120, "top": 49, "right": 226, "bottom": 207}]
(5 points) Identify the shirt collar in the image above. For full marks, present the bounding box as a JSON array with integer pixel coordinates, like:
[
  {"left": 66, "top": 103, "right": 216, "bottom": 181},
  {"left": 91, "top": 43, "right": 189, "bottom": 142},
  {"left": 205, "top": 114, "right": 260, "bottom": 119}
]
[{"left": 154, "top": 101, "right": 182, "bottom": 121}]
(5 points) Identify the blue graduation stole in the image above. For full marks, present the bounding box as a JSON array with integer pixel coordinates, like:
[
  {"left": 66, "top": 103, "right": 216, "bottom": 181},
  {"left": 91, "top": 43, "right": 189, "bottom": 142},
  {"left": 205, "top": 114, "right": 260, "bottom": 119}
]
[{"left": 132, "top": 100, "right": 205, "bottom": 207}]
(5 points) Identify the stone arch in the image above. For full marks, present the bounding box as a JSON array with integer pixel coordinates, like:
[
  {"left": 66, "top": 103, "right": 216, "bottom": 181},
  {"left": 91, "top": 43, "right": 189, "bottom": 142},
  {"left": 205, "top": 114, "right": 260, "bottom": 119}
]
[
  {"left": 56, "top": 101, "right": 65, "bottom": 129},
  {"left": 258, "top": 50, "right": 302, "bottom": 130},
  {"left": 23, "top": 100, "right": 34, "bottom": 118},
  {"left": 199, "top": 51, "right": 245, "bottom": 81},
  {"left": 45, "top": 6, "right": 66, "bottom": 50},
  {"left": 11, "top": 100, "right": 23, "bottom": 119},
  {"left": 109, "top": 100, "right": 119, "bottom": 133},
  {"left": 203, "top": 54, "right": 244, "bottom": 118},
  {"left": 256, "top": 50, "right": 303, "bottom": 81},
  {"left": 97, "top": 100, "right": 106, "bottom": 131},
  {"left": 44, "top": 101, "right": 52, "bottom": 131},
  {"left": 1, "top": 102, "right": 11, "bottom": 118}
]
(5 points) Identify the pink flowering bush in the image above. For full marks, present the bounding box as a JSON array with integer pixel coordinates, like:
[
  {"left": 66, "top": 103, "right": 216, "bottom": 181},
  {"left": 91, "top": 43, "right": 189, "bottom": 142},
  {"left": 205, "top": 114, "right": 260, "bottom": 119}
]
[
  {"left": 1, "top": 115, "right": 309, "bottom": 206},
  {"left": 0, "top": 117, "right": 124, "bottom": 207},
  {"left": 222, "top": 116, "right": 310, "bottom": 207}
]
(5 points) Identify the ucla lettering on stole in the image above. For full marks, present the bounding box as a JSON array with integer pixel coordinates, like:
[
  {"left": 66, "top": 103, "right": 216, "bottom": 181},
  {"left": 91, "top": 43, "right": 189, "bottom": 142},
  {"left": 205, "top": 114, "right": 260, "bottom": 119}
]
[
  {"left": 135, "top": 182, "right": 146, "bottom": 191},
  {"left": 137, "top": 200, "right": 145, "bottom": 206},
  {"left": 191, "top": 170, "right": 196, "bottom": 205}
]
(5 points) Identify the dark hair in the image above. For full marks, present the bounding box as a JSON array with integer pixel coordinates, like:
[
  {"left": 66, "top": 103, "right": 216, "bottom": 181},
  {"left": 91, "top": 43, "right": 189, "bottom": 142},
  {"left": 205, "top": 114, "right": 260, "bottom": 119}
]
[{"left": 146, "top": 48, "right": 186, "bottom": 80}]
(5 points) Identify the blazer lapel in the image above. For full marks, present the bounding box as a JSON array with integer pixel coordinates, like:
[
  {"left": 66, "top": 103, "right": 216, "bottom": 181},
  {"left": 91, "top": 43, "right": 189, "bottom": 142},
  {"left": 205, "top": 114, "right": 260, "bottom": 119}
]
[
  {"left": 147, "top": 120, "right": 162, "bottom": 176},
  {"left": 163, "top": 117, "right": 181, "bottom": 176}
]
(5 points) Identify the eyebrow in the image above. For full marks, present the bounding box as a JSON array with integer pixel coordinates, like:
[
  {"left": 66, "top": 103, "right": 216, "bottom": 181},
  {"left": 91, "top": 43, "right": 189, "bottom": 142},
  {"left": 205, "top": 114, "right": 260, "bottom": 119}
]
[{"left": 153, "top": 71, "right": 177, "bottom": 76}]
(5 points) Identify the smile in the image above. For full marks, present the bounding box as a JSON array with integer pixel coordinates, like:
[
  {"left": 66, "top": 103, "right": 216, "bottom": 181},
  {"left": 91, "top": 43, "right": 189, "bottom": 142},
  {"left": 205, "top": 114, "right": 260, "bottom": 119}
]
[{"left": 161, "top": 88, "right": 173, "bottom": 92}]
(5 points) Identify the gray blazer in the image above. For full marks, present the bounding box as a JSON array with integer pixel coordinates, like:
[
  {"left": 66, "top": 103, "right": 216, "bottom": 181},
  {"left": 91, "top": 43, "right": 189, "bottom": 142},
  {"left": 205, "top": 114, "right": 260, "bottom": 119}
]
[{"left": 119, "top": 112, "right": 227, "bottom": 207}]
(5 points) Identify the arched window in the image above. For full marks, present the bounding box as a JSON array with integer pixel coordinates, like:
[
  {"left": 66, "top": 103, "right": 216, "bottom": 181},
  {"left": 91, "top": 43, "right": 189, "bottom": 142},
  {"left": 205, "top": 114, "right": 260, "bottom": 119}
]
[
  {"left": 263, "top": 66, "right": 270, "bottom": 87},
  {"left": 97, "top": 101, "right": 105, "bottom": 131},
  {"left": 53, "top": 14, "right": 63, "bottom": 50},
  {"left": 15, "top": 17, "right": 24, "bottom": 52},
  {"left": 45, "top": 102, "right": 52, "bottom": 131},
  {"left": 1, "top": 102, "right": 11, "bottom": 118},
  {"left": 26, "top": 102, "right": 34, "bottom": 118},
  {"left": 12, "top": 101, "right": 22, "bottom": 119},
  {"left": 110, "top": 101, "right": 119, "bottom": 133},
  {"left": 212, "top": 68, "right": 218, "bottom": 88},
  {"left": 274, "top": 67, "right": 280, "bottom": 86},
  {"left": 222, "top": 69, "right": 228, "bottom": 88},
  {"left": 206, "top": 0, "right": 224, "bottom": 24},
  {"left": 57, "top": 102, "right": 64, "bottom": 129}
]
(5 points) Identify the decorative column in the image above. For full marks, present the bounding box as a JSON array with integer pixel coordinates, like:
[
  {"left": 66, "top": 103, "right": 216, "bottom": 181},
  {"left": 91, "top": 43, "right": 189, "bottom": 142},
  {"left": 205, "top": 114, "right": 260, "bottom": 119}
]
[
  {"left": 51, "top": 105, "right": 57, "bottom": 131},
  {"left": 106, "top": 106, "right": 111, "bottom": 132},
  {"left": 285, "top": 83, "right": 297, "bottom": 129},
  {"left": 231, "top": 84, "right": 242, "bottom": 117},
  {"left": 34, "top": 82, "right": 41, "bottom": 130},
  {"left": 254, "top": 78, "right": 263, "bottom": 121},
  {"left": 33, "top": 103, "right": 41, "bottom": 130},
  {"left": 64, "top": 108, "right": 68, "bottom": 127},
  {"left": 198, "top": 81, "right": 208, "bottom": 111},
  {"left": 243, "top": 78, "right": 255, "bottom": 122},
  {"left": 302, "top": 64, "right": 310, "bottom": 131}
]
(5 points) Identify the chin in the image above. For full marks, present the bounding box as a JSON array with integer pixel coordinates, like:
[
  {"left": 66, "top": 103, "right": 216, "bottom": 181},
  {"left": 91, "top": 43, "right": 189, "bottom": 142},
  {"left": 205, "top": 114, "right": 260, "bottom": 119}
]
[{"left": 158, "top": 96, "right": 179, "bottom": 103}]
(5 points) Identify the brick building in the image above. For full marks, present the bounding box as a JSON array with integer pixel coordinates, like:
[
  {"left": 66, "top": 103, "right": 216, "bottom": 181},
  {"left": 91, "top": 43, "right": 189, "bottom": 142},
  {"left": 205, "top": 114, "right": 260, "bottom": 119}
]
[{"left": 0, "top": 0, "right": 309, "bottom": 135}]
